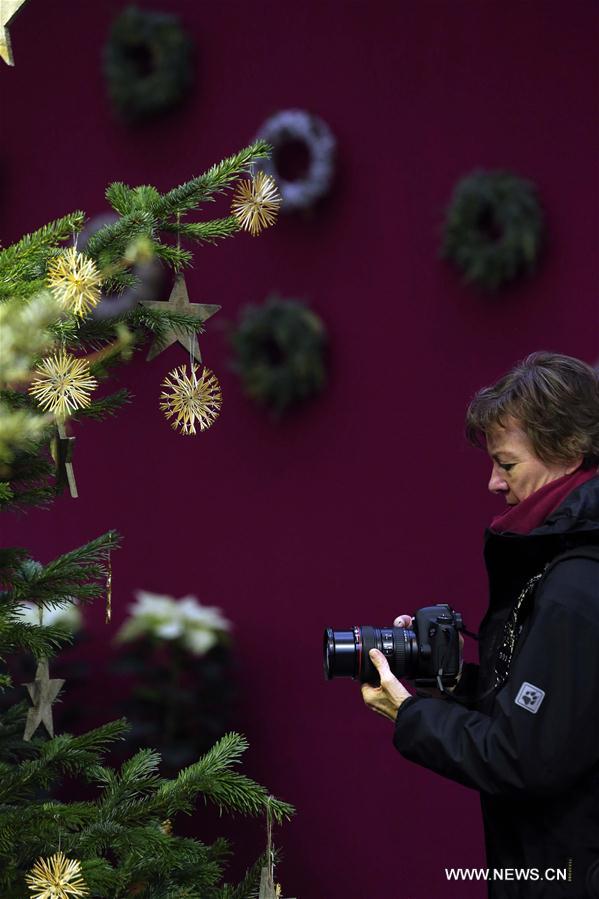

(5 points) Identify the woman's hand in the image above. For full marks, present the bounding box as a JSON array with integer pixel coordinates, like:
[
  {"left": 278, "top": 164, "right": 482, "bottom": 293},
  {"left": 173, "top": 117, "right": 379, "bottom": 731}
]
[
  {"left": 361, "top": 648, "right": 412, "bottom": 721},
  {"left": 361, "top": 614, "right": 465, "bottom": 717}
]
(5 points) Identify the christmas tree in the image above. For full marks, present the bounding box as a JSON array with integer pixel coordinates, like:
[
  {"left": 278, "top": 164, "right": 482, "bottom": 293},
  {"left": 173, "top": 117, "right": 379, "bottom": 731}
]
[{"left": 0, "top": 142, "right": 293, "bottom": 897}]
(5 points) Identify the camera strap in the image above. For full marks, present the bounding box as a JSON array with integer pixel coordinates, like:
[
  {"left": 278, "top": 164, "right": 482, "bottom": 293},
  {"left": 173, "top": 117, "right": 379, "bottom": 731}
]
[
  {"left": 439, "top": 544, "right": 599, "bottom": 707},
  {"left": 462, "top": 626, "right": 479, "bottom": 641}
]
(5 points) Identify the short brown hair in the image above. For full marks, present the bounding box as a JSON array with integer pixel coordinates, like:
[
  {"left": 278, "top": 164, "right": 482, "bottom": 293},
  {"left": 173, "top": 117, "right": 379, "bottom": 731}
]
[{"left": 465, "top": 352, "right": 599, "bottom": 467}]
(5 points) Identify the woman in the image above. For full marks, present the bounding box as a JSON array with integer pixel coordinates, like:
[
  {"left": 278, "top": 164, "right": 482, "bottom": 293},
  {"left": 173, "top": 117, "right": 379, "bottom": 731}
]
[{"left": 362, "top": 352, "right": 599, "bottom": 898}]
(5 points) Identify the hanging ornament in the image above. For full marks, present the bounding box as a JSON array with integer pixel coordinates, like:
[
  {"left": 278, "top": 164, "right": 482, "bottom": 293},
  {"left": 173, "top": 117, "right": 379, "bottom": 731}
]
[
  {"left": 23, "top": 658, "right": 65, "bottom": 741},
  {"left": 105, "top": 553, "right": 112, "bottom": 624},
  {"left": 141, "top": 274, "right": 220, "bottom": 363},
  {"left": 231, "top": 171, "right": 282, "bottom": 236},
  {"left": 160, "top": 364, "right": 221, "bottom": 436},
  {"left": 47, "top": 247, "right": 103, "bottom": 318},
  {"left": 258, "top": 874, "right": 294, "bottom": 898},
  {"left": 258, "top": 797, "right": 296, "bottom": 899},
  {"left": 25, "top": 850, "right": 88, "bottom": 899},
  {"left": 258, "top": 867, "right": 277, "bottom": 899},
  {"left": 28, "top": 351, "right": 98, "bottom": 419},
  {"left": 50, "top": 421, "right": 78, "bottom": 499},
  {"left": 0, "top": 0, "right": 29, "bottom": 66}
]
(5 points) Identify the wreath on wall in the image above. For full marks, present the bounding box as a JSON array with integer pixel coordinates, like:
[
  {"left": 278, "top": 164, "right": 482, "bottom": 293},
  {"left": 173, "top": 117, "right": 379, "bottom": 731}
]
[
  {"left": 103, "top": 6, "right": 194, "bottom": 123},
  {"left": 254, "top": 109, "right": 336, "bottom": 212},
  {"left": 441, "top": 170, "right": 544, "bottom": 291},
  {"left": 230, "top": 297, "right": 327, "bottom": 416}
]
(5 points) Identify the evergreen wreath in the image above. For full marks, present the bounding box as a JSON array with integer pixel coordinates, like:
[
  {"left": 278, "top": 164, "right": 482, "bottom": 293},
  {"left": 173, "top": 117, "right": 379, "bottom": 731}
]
[
  {"left": 441, "top": 170, "right": 544, "bottom": 290},
  {"left": 103, "top": 6, "right": 194, "bottom": 123},
  {"left": 231, "top": 297, "right": 327, "bottom": 416},
  {"left": 255, "top": 109, "right": 336, "bottom": 212}
]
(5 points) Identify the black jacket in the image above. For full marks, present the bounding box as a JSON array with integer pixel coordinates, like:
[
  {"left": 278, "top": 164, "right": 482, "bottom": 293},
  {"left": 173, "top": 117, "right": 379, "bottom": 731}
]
[{"left": 393, "top": 475, "right": 599, "bottom": 898}]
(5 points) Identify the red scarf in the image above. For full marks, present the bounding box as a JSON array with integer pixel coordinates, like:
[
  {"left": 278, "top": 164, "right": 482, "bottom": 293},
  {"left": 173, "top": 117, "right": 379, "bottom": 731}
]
[{"left": 490, "top": 467, "right": 598, "bottom": 535}]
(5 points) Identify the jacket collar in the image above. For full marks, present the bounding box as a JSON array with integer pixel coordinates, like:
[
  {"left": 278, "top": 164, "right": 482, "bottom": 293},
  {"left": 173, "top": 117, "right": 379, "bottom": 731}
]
[
  {"left": 483, "top": 475, "right": 599, "bottom": 594},
  {"left": 529, "top": 472, "right": 599, "bottom": 537}
]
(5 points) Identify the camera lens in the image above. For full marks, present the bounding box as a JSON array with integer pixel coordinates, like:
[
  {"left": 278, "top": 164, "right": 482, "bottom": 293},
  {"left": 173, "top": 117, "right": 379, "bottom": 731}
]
[
  {"left": 323, "top": 626, "right": 418, "bottom": 684},
  {"left": 323, "top": 627, "right": 363, "bottom": 680},
  {"left": 361, "top": 626, "right": 417, "bottom": 683}
]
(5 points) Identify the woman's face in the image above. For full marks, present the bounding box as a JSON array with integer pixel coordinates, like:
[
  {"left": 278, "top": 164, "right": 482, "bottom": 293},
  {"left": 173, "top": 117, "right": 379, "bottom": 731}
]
[{"left": 486, "top": 417, "right": 581, "bottom": 505}]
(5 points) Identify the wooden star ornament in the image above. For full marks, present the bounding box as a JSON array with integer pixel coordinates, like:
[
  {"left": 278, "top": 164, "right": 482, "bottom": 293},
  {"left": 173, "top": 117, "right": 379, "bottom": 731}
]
[
  {"left": 258, "top": 868, "right": 295, "bottom": 899},
  {"left": 141, "top": 274, "right": 220, "bottom": 363},
  {"left": 0, "top": 0, "right": 29, "bottom": 66},
  {"left": 50, "top": 421, "right": 78, "bottom": 499},
  {"left": 23, "top": 658, "right": 65, "bottom": 741}
]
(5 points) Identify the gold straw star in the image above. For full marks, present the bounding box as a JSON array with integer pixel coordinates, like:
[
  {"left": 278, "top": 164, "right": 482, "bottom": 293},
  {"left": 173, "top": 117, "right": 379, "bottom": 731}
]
[
  {"left": 231, "top": 171, "right": 282, "bottom": 236},
  {"left": 28, "top": 351, "right": 98, "bottom": 419},
  {"left": 25, "top": 850, "right": 88, "bottom": 899},
  {"left": 160, "top": 364, "right": 222, "bottom": 435},
  {"left": 47, "top": 247, "right": 103, "bottom": 318}
]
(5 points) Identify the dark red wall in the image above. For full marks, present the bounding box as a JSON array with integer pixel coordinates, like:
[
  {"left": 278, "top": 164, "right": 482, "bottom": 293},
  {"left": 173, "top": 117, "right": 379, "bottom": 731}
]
[{"left": 2, "top": 2, "right": 598, "bottom": 896}]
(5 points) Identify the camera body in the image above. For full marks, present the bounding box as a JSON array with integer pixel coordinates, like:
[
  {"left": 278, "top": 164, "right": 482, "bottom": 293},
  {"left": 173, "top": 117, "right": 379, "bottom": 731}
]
[{"left": 324, "top": 603, "right": 463, "bottom": 687}]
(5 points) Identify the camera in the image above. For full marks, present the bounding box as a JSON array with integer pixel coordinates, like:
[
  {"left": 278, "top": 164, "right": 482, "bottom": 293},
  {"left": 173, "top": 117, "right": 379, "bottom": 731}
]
[{"left": 323, "top": 604, "right": 464, "bottom": 687}]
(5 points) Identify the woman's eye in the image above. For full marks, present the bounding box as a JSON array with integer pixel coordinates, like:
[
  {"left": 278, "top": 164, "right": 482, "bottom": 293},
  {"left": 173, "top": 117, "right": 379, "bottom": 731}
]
[{"left": 499, "top": 463, "right": 515, "bottom": 472}]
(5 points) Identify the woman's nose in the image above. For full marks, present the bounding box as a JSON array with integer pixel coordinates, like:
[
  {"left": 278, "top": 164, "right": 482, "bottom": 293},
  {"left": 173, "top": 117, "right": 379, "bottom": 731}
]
[{"left": 488, "top": 467, "right": 508, "bottom": 494}]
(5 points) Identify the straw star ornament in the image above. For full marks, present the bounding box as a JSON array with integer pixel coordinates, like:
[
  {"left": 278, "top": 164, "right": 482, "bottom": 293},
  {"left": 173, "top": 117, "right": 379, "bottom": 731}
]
[
  {"left": 47, "top": 247, "right": 103, "bottom": 318},
  {"left": 28, "top": 351, "right": 98, "bottom": 419},
  {"left": 231, "top": 171, "right": 282, "bottom": 236},
  {"left": 160, "top": 364, "right": 222, "bottom": 435},
  {"left": 25, "top": 850, "right": 88, "bottom": 899}
]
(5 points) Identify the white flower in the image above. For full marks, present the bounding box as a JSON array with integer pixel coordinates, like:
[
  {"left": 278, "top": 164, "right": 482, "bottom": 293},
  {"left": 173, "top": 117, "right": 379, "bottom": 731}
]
[
  {"left": 16, "top": 601, "right": 82, "bottom": 632},
  {"left": 156, "top": 620, "right": 183, "bottom": 640},
  {"left": 178, "top": 596, "right": 231, "bottom": 630},
  {"left": 183, "top": 629, "right": 218, "bottom": 655},
  {"left": 116, "top": 590, "right": 231, "bottom": 656}
]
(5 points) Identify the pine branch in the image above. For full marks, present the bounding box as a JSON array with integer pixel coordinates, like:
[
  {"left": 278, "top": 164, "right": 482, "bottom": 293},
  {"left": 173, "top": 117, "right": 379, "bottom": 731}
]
[
  {"left": 161, "top": 217, "right": 240, "bottom": 245},
  {"left": 73, "top": 389, "right": 131, "bottom": 421},
  {"left": 154, "top": 733, "right": 295, "bottom": 823},
  {"left": 129, "top": 304, "right": 206, "bottom": 338},
  {"left": 9, "top": 531, "right": 121, "bottom": 609},
  {"left": 0, "top": 277, "right": 47, "bottom": 302},
  {"left": 0, "top": 701, "right": 34, "bottom": 751},
  {"left": 0, "top": 390, "right": 36, "bottom": 410},
  {"left": 0, "top": 620, "right": 73, "bottom": 658},
  {"left": 100, "top": 749, "right": 162, "bottom": 811},
  {"left": 73, "top": 317, "right": 132, "bottom": 344},
  {"left": 0, "top": 548, "right": 29, "bottom": 583},
  {"left": 0, "top": 213, "right": 86, "bottom": 302},
  {"left": 104, "top": 181, "right": 135, "bottom": 215},
  {"left": 154, "top": 140, "right": 272, "bottom": 217},
  {"left": 153, "top": 243, "right": 193, "bottom": 268},
  {"left": 0, "top": 212, "right": 86, "bottom": 276},
  {"left": 47, "top": 315, "right": 82, "bottom": 346},
  {"left": 217, "top": 851, "right": 274, "bottom": 899},
  {"left": 0, "top": 450, "right": 56, "bottom": 514},
  {"left": 0, "top": 720, "right": 129, "bottom": 804},
  {"left": 0, "top": 481, "right": 56, "bottom": 514},
  {"left": 85, "top": 211, "right": 155, "bottom": 262}
]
